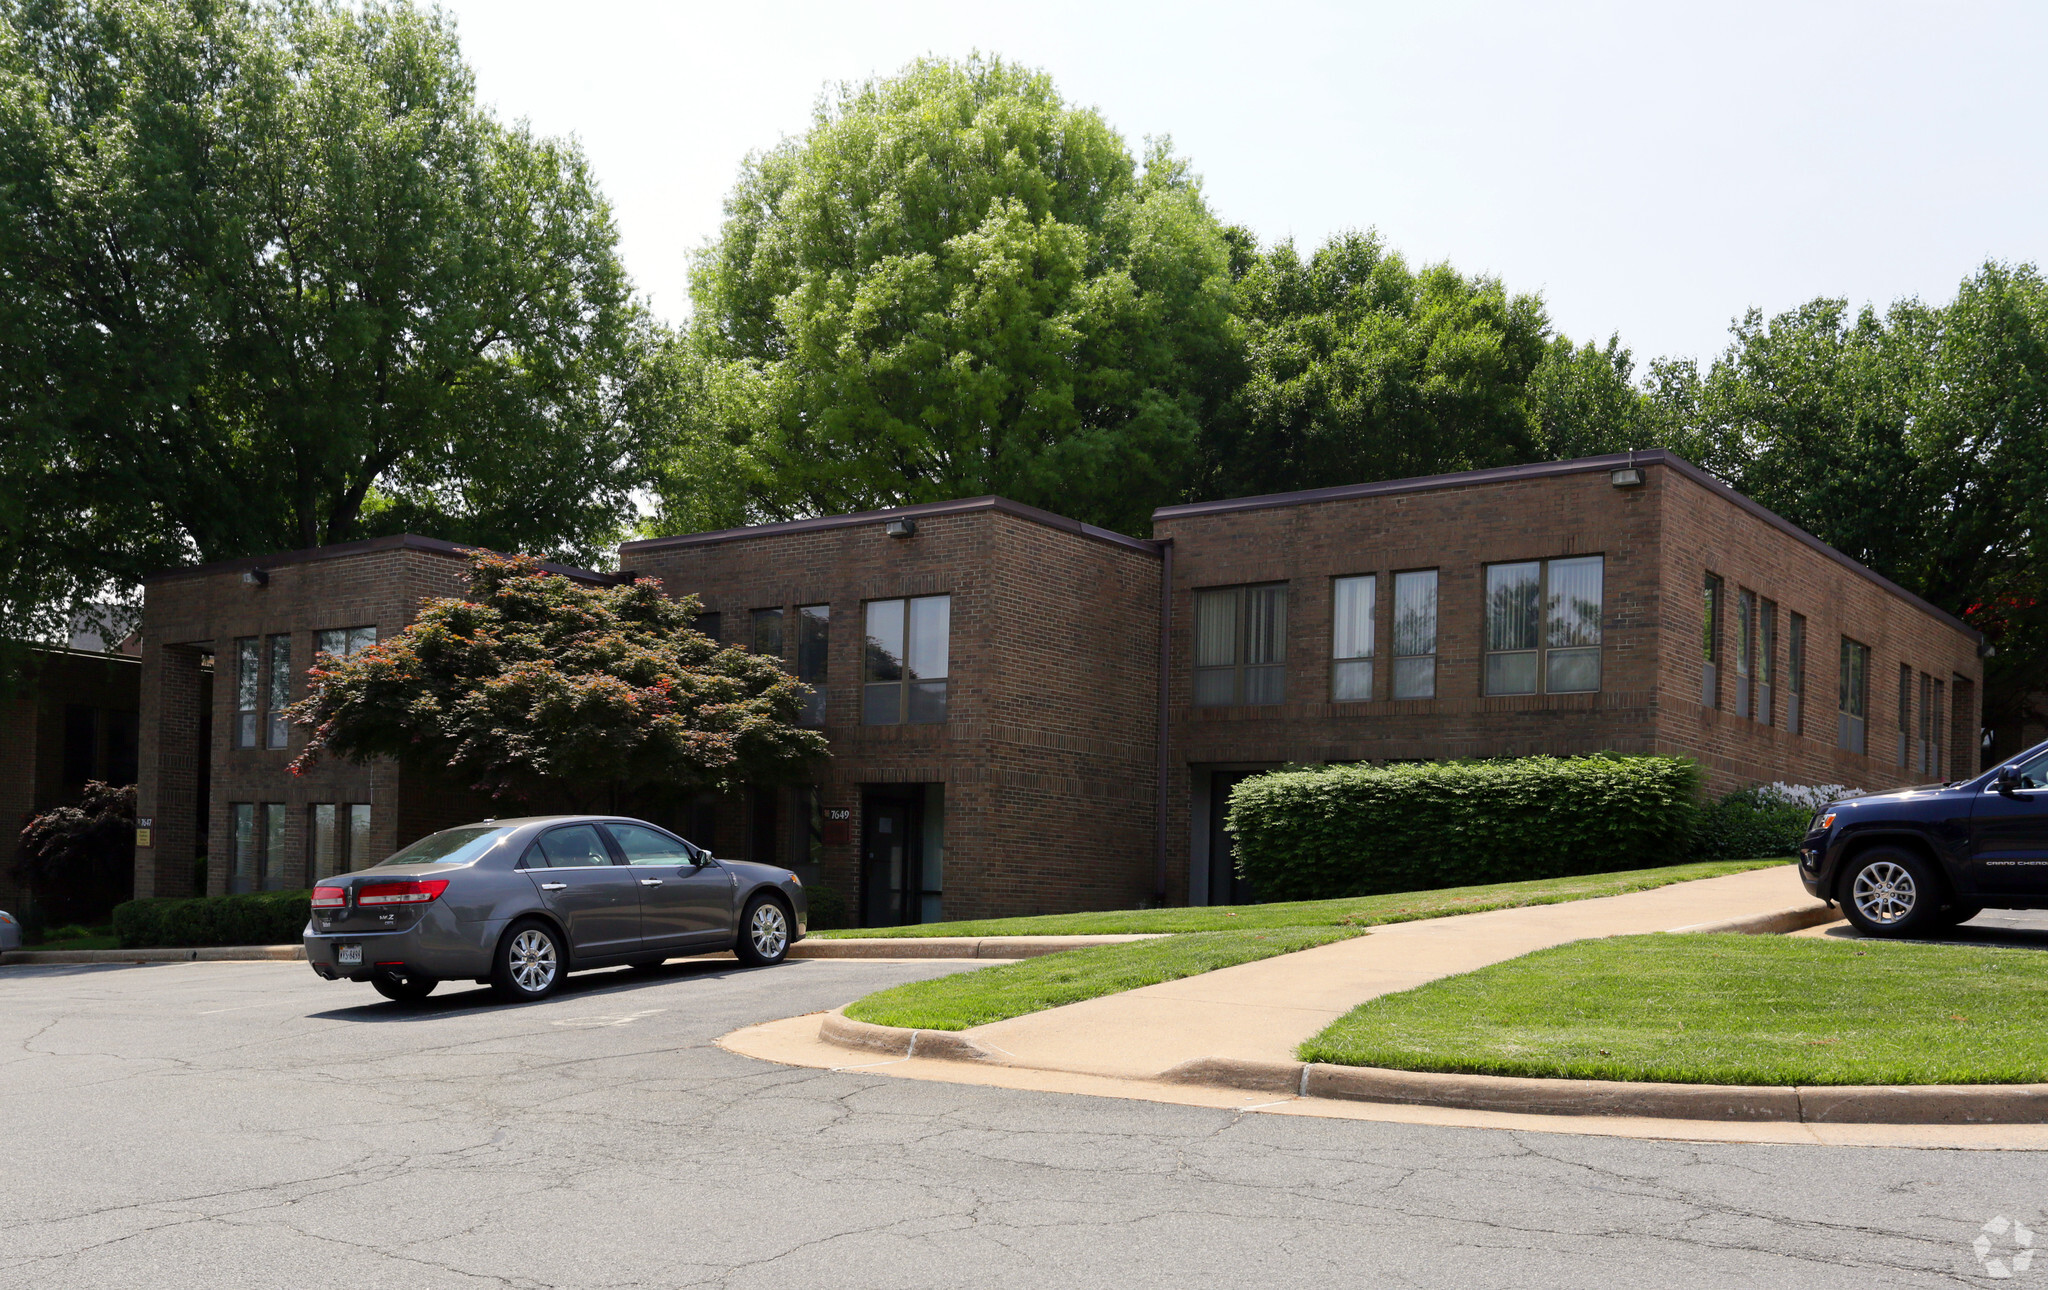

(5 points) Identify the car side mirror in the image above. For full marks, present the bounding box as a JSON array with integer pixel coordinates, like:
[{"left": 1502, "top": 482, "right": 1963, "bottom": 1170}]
[{"left": 1997, "top": 765, "right": 2023, "bottom": 794}]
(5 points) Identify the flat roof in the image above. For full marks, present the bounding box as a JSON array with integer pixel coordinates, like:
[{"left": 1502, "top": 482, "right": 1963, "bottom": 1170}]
[
  {"left": 1153, "top": 450, "right": 1981, "bottom": 643},
  {"left": 144, "top": 534, "right": 618, "bottom": 586},
  {"left": 619, "top": 495, "right": 1161, "bottom": 558}
]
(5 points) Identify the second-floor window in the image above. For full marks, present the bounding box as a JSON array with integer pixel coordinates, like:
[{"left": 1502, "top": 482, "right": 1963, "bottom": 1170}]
[
  {"left": 1701, "top": 573, "right": 1724, "bottom": 707},
  {"left": 864, "top": 595, "right": 949, "bottom": 724},
  {"left": 797, "top": 604, "right": 829, "bottom": 726},
  {"left": 1330, "top": 575, "right": 1375, "bottom": 701},
  {"left": 1897, "top": 663, "right": 1913, "bottom": 767},
  {"left": 1735, "top": 590, "right": 1755, "bottom": 718},
  {"left": 266, "top": 634, "right": 291, "bottom": 748},
  {"left": 752, "top": 607, "right": 784, "bottom": 658},
  {"left": 1758, "top": 600, "right": 1777, "bottom": 726},
  {"left": 1484, "top": 556, "right": 1603, "bottom": 696},
  {"left": 1194, "top": 583, "right": 1286, "bottom": 706},
  {"left": 1838, "top": 636, "right": 1870, "bottom": 755},
  {"left": 234, "top": 638, "right": 261, "bottom": 748},
  {"left": 1787, "top": 612, "right": 1807, "bottom": 735},
  {"left": 1392, "top": 569, "right": 1438, "bottom": 699}
]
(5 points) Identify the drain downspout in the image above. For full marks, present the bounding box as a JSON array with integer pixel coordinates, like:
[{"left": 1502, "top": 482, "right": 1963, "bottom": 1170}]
[{"left": 1154, "top": 538, "right": 1174, "bottom": 907}]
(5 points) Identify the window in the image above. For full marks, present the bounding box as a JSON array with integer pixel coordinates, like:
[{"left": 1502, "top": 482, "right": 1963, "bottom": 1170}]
[
  {"left": 312, "top": 805, "right": 340, "bottom": 881},
  {"left": 752, "top": 607, "right": 785, "bottom": 659},
  {"left": 1392, "top": 570, "right": 1438, "bottom": 699},
  {"left": 1758, "top": 600, "right": 1778, "bottom": 726},
  {"left": 1838, "top": 637, "right": 1870, "bottom": 755},
  {"left": 1330, "top": 575, "right": 1375, "bottom": 701},
  {"left": 232, "top": 803, "right": 256, "bottom": 893},
  {"left": 609, "top": 822, "right": 696, "bottom": 865},
  {"left": 1898, "top": 663, "right": 1914, "bottom": 768},
  {"left": 1194, "top": 584, "right": 1287, "bottom": 706},
  {"left": 348, "top": 804, "right": 372, "bottom": 869},
  {"left": 315, "top": 627, "right": 376, "bottom": 660},
  {"left": 535, "top": 825, "right": 613, "bottom": 867},
  {"left": 1930, "top": 678, "right": 1945, "bottom": 779},
  {"left": 234, "top": 638, "right": 260, "bottom": 747},
  {"left": 311, "top": 803, "right": 374, "bottom": 879},
  {"left": 1787, "top": 613, "right": 1806, "bottom": 734},
  {"left": 262, "top": 803, "right": 287, "bottom": 890},
  {"left": 863, "top": 595, "right": 951, "bottom": 724},
  {"left": 1484, "top": 556, "right": 1602, "bottom": 696},
  {"left": 694, "top": 611, "right": 722, "bottom": 642},
  {"left": 1701, "top": 574, "right": 1724, "bottom": 707},
  {"left": 1734, "top": 591, "right": 1755, "bottom": 719},
  {"left": 797, "top": 604, "right": 829, "bottom": 726},
  {"left": 266, "top": 634, "right": 291, "bottom": 748}
]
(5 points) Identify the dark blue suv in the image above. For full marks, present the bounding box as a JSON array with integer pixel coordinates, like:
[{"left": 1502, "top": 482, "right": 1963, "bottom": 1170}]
[{"left": 1802, "top": 740, "right": 2048, "bottom": 936}]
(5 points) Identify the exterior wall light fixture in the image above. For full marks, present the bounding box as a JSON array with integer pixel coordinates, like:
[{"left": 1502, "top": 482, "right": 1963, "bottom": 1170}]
[
  {"left": 241, "top": 568, "right": 269, "bottom": 586},
  {"left": 1610, "top": 467, "right": 1645, "bottom": 488},
  {"left": 885, "top": 518, "right": 917, "bottom": 538}
]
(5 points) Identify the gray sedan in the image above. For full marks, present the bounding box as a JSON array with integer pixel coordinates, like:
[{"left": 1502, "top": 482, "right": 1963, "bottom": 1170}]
[{"left": 303, "top": 816, "right": 806, "bottom": 1003}]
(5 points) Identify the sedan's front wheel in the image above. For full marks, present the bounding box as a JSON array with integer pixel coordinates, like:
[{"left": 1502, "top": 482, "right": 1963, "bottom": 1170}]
[
  {"left": 734, "top": 894, "right": 791, "bottom": 967},
  {"left": 492, "top": 918, "right": 564, "bottom": 1001},
  {"left": 1840, "top": 848, "right": 1941, "bottom": 938}
]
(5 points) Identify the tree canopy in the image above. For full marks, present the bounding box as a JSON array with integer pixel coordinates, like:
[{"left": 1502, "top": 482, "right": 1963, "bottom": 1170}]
[
  {"left": 654, "top": 54, "right": 1241, "bottom": 537},
  {"left": 0, "top": 0, "right": 653, "bottom": 649},
  {"left": 288, "top": 554, "right": 827, "bottom": 809}
]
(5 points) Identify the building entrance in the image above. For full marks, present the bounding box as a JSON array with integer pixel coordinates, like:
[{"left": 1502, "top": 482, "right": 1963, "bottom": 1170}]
[
  {"left": 1205, "top": 768, "right": 1269, "bottom": 906},
  {"left": 859, "top": 785, "right": 943, "bottom": 927}
]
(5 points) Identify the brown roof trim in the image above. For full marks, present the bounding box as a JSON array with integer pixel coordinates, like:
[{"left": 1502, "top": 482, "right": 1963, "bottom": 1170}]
[
  {"left": 143, "top": 534, "right": 619, "bottom": 587},
  {"left": 620, "top": 495, "right": 1162, "bottom": 557},
  {"left": 1154, "top": 450, "right": 1982, "bottom": 643}
]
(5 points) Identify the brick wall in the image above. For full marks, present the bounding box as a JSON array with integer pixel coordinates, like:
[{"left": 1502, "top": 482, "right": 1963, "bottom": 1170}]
[{"left": 621, "top": 500, "right": 1165, "bottom": 921}]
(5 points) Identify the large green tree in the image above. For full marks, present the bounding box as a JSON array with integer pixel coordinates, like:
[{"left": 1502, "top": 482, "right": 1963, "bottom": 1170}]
[
  {"left": 656, "top": 54, "right": 1241, "bottom": 537},
  {"left": 0, "top": 0, "right": 653, "bottom": 649},
  {"left": 1198, "top": 229, "right": 1634, "bottom": 499}
]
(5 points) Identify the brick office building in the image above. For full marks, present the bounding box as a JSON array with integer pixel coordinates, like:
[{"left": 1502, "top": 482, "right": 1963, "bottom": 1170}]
[{"left": 130, "top": 451, "right": 1985, "bottom": 921}]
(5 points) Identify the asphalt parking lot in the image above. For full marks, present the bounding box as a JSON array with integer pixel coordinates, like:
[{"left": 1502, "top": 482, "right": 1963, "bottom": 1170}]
[{"left": 4, "top": 953, "right": 2046, "bottom": 1289}]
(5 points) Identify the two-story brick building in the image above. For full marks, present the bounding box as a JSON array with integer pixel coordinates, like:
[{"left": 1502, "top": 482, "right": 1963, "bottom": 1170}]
[{"left": 130, "top": 450, "right": 1987, "bottom": 923}]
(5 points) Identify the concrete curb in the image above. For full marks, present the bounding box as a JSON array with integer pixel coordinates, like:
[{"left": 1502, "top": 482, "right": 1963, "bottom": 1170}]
[
  {"left": 0, "top": 945, "right": 305, "bottom": 965},
  {"left": 814, "top": 1015, "right": 2048, "bottom": 1125},
  {"left": 792, "top": 934, "right": 1161, "bottom": 960},
  {"left": 820, "top": 1010, "right": 1002, "bottom": 1062},
  {"left": 1668, "top": 903, "right": 1842, "bottom": 936}
]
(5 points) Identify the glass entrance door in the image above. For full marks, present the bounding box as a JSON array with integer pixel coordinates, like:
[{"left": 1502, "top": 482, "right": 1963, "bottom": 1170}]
[{"left": 860, "top": 797, "right": 919, "bottom": 927}]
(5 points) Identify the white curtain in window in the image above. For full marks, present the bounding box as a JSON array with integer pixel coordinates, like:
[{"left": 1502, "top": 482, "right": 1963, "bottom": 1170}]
[
  {"left": 1332, "top": 576, "right": 1374, "bottom": 661},
  {"left": 1486, "top": 563, "right": 1540, "bottom": 652},
  {"left": 1546, "top": 557, "right": 1603, "bottom": 647},
  {"left": 1194, "top": 589, "right": 1239, "bottom": 669}
]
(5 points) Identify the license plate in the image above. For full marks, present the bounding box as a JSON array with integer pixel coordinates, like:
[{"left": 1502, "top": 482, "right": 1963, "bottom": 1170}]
[{"left": 337, "top": 944, "right": 362, "bottom": 965}]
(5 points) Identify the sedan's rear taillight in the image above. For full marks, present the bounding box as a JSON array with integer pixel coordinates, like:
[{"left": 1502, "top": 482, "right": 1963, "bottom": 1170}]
[
  {"left": 311, "top": 885, "right": 348, "bottom": 909},
  {"left": 356, "top": 879, "right": 451, "bottom": 906}
]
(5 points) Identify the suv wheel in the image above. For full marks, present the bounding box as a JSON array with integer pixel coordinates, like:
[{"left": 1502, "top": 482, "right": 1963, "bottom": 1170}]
[
  {"left": 492, "top": 918, "right": 564, "bottom": 1001},
  {"left": 734, "top": 894, "right": 791, "bottom": 967},
  {"left": 1840, "top": 848, "right": 1941, "bottom": 938}
]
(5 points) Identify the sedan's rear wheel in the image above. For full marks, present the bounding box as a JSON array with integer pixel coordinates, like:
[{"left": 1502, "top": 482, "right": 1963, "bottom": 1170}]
[
  {"left": 734, "top": 894, "right": 791, "bottom": 967},
  {"left": 1840, "top": 848, "right": 1941, "bottom": 937},
  {"left": 371, "top": 971, "right": 437, "bottom": 1002},
  {"left": 492, "top": 919, "right": 564, "bottom": 1001}
]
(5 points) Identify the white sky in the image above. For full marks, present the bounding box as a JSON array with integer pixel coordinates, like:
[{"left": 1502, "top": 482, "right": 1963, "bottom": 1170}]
[{"left": 439, "top": 0, "right": 2047, "bottom": 366}]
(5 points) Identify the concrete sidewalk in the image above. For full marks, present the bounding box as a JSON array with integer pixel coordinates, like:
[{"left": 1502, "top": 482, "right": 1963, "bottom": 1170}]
[{"left": 961, "top": 863, "right": 1835, "bottom": 1079}]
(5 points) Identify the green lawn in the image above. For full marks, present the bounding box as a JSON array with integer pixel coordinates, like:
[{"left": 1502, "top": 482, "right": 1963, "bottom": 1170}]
[
  {"left": 815, "top": 859, "right": 1786, "bottom": 937},
  {"left": 1300, "top": 933, "right": 2048, "bottom": 1086},
  {"left": 843, "top": 927, "right": 1360, "bottom": 1031}
]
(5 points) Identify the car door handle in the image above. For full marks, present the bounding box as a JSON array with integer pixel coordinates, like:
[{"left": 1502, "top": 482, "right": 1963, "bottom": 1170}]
[
  {"left": 539, "top": 882, "right": 567, "bottom": 891},
  {"left": 640, "top": 878, "right": 664, "bottom": 886}
]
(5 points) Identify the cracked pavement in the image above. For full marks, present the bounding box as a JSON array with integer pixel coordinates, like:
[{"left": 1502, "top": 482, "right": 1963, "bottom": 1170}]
[{"left": 1, "top": 956, "right": 2041, "bottom": 1288}]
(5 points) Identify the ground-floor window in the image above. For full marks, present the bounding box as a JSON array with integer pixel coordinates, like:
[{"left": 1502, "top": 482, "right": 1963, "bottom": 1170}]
[{"left": 310, "top": 803, "right": 374, "bottom": 879}]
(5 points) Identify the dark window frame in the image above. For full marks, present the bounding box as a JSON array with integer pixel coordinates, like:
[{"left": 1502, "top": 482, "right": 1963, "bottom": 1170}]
[
  {"left": 1482, "top": 555, "right": 1604, "bottom": 697},
  {"left": 1193, "top": 582, "right": 1288, "bottom": 708},
  {"left": 862, "top": 594, "right": 951, "bottom": 725}
]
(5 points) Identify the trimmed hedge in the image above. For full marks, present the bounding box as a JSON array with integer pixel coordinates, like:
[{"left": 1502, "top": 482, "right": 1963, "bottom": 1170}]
[
  {"left": 1690, "top": 787, "right": 1815, "bottom": 861},
  {"left": 113, "top": 891, "right": 313, "bottom": 949},
  {"left": 1226, "top": 756, "right": 1703, "bottom": 901}
]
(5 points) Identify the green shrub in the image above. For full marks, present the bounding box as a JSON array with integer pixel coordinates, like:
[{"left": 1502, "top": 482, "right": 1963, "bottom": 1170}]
[
  {"left": 112, "top": 891, "right": 313, "bottom": 948},
  {"left": 1227, "top": 756, "right": 1703, "bottom": 902},
  {"left": 1691, "top": 788, "right": 1816, "bottom": 860},
  {"left": 804, "top": 881, "right": 849, "bottom": 931}
]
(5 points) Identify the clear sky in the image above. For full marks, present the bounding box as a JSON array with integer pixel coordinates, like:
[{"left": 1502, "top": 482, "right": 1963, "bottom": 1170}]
[{"left": 437, "top": 0, "right": 2046, "bottom": 366}]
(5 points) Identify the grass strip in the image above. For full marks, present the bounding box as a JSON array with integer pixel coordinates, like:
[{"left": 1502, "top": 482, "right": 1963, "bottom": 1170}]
[
  {"left": 1299, "top": 933, "right": 2048, "bottom": 1086},
  {"left": 814, "top": 859, "right": 1786, "bottom": 938},
  {"left": 842, "top": 926, "right": 1360, "bottom": 1031}
]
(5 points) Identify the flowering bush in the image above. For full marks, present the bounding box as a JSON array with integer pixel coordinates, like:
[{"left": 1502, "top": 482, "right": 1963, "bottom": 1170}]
[{"left": 289, "top": 554, "right": 828, "bottom": 807}]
